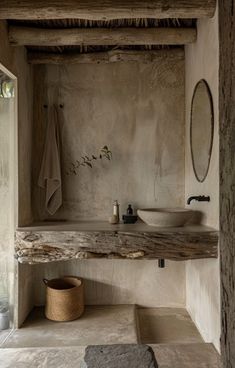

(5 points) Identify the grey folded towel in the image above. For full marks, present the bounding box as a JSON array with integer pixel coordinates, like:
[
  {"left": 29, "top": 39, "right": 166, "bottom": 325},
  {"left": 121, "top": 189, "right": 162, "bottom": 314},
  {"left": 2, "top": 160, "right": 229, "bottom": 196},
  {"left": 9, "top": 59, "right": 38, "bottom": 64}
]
[{"left": 38, "top": 105, "right": 62, "bottom": 215}]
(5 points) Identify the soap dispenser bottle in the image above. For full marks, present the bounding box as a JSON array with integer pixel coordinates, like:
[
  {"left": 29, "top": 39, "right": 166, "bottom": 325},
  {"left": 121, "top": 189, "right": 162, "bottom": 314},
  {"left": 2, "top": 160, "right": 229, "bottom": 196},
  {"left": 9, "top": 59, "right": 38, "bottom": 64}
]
[{"left": 127, "top": 204, "right": 133, "bottom": 215}]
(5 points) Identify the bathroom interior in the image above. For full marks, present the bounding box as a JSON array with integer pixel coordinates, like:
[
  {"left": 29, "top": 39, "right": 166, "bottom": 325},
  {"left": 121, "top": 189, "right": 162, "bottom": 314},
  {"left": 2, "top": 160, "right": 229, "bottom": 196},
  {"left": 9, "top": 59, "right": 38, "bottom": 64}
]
[{"left": 0, "top": 1, "right": 223, "bottom": 367}]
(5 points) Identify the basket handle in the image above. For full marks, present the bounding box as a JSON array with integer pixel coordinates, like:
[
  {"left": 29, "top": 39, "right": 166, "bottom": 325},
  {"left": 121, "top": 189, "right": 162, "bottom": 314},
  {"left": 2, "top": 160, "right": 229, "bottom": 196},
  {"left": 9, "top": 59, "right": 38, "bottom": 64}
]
[{"left": 43, "top": 278, "right": 49, "bottom": 285}]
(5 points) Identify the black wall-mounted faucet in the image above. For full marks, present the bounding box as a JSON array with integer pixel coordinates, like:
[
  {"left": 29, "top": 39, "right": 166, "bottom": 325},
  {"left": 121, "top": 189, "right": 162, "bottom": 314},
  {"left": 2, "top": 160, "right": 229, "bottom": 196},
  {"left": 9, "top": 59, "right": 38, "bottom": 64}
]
[{"left": 187, "top": 195, "right": 210, "bottom": 205}]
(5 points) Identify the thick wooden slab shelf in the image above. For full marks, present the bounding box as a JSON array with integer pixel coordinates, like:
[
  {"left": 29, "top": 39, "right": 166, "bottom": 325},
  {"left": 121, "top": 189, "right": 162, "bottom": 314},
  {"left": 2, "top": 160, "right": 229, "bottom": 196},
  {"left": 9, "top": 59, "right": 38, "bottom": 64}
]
[{"left": 15, "top": 221, "right": 219, "bottom": 264}]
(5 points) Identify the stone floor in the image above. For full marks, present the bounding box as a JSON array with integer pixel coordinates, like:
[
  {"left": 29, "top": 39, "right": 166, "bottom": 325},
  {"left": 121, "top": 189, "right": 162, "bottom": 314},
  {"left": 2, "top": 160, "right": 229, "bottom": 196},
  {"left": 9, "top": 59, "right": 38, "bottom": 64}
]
[
  {"left": 0, "top": 306, "right": 221, "bottom": 367},
  {"left": 0, "top": 344, "right": 221, "bottom": 368}
]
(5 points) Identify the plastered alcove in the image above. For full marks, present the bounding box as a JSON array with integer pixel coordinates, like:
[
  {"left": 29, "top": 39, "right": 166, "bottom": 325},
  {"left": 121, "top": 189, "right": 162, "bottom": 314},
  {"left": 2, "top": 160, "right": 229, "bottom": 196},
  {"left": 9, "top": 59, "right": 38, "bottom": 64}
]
[
  {"left": 11, "top": 37, "right": 219, "bottom": 354},
  {"left": 12, "top": 51, "right": 188, "bottom": 325}
]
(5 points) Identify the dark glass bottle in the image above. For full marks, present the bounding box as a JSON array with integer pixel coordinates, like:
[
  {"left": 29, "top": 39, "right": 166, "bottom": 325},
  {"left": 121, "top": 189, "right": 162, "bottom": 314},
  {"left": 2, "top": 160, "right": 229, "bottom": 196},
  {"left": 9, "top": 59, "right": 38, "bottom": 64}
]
[{"left": 127, "top": 204, "right": 133, "bottom": 215}]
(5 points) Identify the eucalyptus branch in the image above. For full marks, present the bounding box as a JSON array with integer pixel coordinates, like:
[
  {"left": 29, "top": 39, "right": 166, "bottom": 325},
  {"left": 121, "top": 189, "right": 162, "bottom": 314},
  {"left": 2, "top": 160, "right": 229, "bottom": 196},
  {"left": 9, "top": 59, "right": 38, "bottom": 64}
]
[{"left": 67, "top": 146, "right": 112, "bottom": 175}]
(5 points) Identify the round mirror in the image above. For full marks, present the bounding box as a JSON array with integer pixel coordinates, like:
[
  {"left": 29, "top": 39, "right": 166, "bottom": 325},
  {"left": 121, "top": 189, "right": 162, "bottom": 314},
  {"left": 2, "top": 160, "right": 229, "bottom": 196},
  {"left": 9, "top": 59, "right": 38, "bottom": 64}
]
[{"left": 190, "top": 79, "right": 214, "bottom": 182}]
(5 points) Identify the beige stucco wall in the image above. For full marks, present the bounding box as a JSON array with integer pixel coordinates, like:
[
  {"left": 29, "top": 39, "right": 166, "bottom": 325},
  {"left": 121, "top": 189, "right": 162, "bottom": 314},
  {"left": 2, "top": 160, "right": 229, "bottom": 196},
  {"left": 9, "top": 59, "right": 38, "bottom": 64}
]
[
  {"left": 32, "top": 55, "right": 185, "bottom": 221},
  {"left": 0, "top": 20, "right": 33, "bottom": 322},
  {"left": 185, "top": 7, "right": 220, "bottom": 352}
]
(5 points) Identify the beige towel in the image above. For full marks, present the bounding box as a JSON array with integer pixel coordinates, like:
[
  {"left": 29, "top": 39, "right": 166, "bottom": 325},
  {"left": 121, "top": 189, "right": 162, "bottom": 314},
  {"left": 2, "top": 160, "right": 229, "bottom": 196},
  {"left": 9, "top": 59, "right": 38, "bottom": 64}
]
[{"left": 38, "top": 105, "right": 62, "bottom": 215}]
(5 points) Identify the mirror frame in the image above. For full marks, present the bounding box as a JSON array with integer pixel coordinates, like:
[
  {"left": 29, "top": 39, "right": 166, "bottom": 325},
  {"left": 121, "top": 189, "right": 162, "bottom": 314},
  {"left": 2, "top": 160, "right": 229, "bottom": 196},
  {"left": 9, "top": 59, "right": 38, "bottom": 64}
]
[{"left": 190, "top": 79, "right": 214, "bottom": 183}]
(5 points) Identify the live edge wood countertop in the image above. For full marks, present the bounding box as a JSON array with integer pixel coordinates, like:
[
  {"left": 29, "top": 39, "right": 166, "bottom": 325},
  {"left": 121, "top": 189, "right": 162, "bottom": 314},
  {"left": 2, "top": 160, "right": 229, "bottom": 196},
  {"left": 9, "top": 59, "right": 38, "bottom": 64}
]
[{"left": 15, "top": 221, "right": 219, "bottom": 264}]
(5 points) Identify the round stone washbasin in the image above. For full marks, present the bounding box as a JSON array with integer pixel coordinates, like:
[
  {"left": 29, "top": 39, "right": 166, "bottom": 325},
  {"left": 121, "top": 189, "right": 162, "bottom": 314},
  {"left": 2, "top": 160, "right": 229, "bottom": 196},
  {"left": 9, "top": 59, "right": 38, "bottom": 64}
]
[{"left": 137, "top": 208, "right": 193, "bottom": 227}]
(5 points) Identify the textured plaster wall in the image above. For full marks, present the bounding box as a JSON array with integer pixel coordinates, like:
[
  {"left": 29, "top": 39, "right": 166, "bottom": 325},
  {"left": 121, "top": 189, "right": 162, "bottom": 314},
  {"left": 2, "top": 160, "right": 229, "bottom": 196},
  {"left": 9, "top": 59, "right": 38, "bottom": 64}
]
[
  {"left": 185, "top": 7, "right": 220, "bottom": 352},
  {"left": 31, "top": 54, "right": 186, "bottom": 309},
  {"left": 33, "top": 56, "right": 185, "bottom": 220},
  {"left": 32, "top": 259, "right": 186, "bottom": 308},
  {"left": 0, "top": 20, "right": 33, "bottom": 321}
]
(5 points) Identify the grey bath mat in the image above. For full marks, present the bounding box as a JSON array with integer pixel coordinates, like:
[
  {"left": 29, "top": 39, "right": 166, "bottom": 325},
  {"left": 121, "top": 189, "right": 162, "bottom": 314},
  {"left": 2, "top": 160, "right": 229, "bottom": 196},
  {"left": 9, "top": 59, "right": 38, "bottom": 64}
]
[{"left": 81, "top": 344, "right": 158, "bottom": 368}]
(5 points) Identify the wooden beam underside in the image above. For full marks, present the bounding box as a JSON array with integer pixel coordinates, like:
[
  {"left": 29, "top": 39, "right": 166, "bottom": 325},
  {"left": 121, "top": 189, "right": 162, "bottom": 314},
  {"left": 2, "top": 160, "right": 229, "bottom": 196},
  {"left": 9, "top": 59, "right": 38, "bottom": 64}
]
[
  {"left": 27, "top": 48, "right": 184, "bottom": 65},
  {"left": 0, "top": 0, "right": 216, "bottom": 20},
  {"left": 9, "top": 26, "right": 196, "bottom": 46}
]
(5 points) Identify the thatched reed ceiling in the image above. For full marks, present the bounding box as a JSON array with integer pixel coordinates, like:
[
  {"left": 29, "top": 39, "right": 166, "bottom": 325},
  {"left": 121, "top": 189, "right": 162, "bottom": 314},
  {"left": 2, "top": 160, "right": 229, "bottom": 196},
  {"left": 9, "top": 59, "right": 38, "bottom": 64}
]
[{"left": 8, "top": 18, "right": 195, "bottom": 54}]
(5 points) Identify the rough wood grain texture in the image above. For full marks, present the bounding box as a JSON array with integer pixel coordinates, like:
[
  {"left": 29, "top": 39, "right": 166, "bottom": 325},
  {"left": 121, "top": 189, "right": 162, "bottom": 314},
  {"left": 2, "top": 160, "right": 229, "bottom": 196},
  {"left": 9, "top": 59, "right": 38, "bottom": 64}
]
[
  {"left": 9, "top": 26, "right": 197, "bottom": 46},
  {"left": 219, "top": 1, "right": 235, "bottom": 367},
  {"left": 28, "top": 48, "right": 184, "bottom": 65},
  {"left": 0, "top": 1, "right": 216, "bottom": 20},
  {"left": 15, "top": 223, "right": 218, "bottom": 264}
]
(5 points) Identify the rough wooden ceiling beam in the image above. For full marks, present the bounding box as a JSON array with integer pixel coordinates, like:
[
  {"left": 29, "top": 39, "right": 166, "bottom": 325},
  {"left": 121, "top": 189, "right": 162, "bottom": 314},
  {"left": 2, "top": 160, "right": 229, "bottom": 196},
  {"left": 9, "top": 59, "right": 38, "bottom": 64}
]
[
  {"left": 0, "top": 0, "right": 216, "bottom": 20},
  {"left": 9, "top": 26, "right": 197, "bottom": 46},
  {"left": 27, "top": 48, "right": 184, "bottom": 65}
]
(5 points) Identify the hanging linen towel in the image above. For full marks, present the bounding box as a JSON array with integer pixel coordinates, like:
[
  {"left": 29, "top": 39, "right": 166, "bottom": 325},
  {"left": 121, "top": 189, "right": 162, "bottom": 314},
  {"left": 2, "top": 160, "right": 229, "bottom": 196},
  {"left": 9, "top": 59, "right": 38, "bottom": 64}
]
[{"left": 38, "top": 105, "right": 62, "bottom": 215}]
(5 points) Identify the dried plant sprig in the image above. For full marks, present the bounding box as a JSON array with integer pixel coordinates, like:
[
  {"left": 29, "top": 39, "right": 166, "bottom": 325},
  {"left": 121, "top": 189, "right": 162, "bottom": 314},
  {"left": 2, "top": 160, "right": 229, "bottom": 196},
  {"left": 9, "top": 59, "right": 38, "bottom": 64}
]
[{"left": 67, "top": 146, "right": 112, "bottom": 175}]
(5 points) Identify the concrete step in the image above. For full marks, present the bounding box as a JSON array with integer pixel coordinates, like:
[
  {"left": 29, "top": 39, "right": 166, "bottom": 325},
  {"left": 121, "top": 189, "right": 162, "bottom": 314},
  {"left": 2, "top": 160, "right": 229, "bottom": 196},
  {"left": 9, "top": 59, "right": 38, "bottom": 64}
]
[
  {"left": 137, "top": 307, "right": 203, "bottom": 344},
  {"left": 2, "top": 305, "right": 138, "bottom": 348}
]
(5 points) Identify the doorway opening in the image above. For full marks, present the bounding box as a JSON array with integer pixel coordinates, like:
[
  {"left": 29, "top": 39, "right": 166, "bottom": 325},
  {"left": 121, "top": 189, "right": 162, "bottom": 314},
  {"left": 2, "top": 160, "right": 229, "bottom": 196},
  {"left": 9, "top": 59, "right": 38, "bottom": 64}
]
[{"left": 0, "top": 64, "right": 17, "bottom": 344}]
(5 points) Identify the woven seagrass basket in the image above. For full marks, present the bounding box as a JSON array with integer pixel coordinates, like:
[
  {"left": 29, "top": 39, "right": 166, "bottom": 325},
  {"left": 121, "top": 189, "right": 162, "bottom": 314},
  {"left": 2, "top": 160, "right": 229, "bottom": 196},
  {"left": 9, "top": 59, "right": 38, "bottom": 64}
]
[{"left": 43, "top": 276, "right": 84, "bottom": 322}]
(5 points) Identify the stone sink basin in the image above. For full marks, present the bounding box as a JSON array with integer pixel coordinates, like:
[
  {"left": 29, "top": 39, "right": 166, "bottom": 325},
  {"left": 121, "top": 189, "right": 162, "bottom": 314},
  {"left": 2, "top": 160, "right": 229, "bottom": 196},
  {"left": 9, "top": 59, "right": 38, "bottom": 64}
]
[{"left": 137, "top": 208, "right": 193, "bottom": 227}]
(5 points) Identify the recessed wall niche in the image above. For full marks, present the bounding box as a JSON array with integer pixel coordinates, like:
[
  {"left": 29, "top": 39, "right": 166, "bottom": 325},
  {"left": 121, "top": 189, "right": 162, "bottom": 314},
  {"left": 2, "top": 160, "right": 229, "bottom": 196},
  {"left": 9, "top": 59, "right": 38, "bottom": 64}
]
[{"left": 32, "top": 54, "right": 185, "bottom": 222}]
